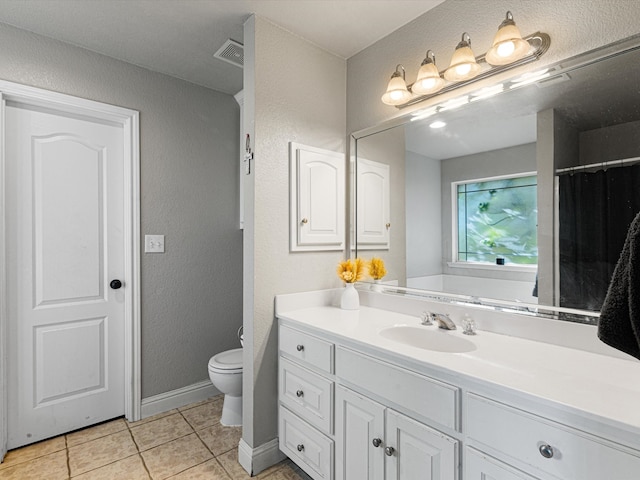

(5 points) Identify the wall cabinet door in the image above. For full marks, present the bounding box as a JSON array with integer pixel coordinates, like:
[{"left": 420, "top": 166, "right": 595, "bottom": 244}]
[
  {"left": 335, "top": 386, "right": 385, "bottom": 480},
  {"left": 290, "top": 142, "right": 345, "bottom": 251},
  {"left": 357, "top": 158, "right": 390, "bottom": 250},
  {"left": 465, "top": 447, "right": 541, "bottom": 480},
  {"left": 385, "top": 410, "right": 458, "bottom": 480}
]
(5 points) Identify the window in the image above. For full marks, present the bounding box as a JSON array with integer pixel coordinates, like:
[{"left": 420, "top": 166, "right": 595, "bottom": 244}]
[{"left": 456, "top": 174, "right": 537, "bottom": 265}]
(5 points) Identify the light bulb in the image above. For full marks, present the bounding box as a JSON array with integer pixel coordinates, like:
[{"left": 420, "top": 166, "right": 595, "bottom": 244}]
[
  {"left": 455, "top": 63, "right": 472, "bottom": 76},
  {"left": 497, "top": 41, "right": 516, "bottom": 58}
]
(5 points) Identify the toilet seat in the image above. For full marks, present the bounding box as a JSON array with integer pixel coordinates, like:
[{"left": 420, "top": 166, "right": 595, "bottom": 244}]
[{"left": 209, "top": 348, "right": 243, "bottom": 373}]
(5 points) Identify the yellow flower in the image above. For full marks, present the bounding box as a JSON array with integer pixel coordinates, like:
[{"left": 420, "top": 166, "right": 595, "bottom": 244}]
[
  {"left": 337, "top": 258, "right": 365, "bottom": 283},
  {"left": 368, "top": 257, "right": 387, "bottom": 280}
]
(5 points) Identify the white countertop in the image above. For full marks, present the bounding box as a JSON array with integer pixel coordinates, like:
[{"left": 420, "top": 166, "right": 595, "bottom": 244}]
[{"left": 277, "top": 305, "right": 640, "bottom": 436}]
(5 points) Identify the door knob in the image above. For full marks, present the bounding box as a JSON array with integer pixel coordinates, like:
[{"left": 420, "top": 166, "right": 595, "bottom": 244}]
[{"left": 110, "top": 279, "right": 123, "bottom": 290}]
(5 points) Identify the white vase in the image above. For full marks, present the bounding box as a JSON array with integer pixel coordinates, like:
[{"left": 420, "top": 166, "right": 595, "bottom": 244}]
[
  {"left": 340, "top": 283, "right": 360, "bottom": 310},
  {"left": 371, "top": 279, "right": 383, "bottom": 292}
]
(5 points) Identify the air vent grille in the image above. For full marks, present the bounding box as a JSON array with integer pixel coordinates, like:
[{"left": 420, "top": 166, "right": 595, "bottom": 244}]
[{"left": 214, "top": 39, "right": 244, "bottom": 68}]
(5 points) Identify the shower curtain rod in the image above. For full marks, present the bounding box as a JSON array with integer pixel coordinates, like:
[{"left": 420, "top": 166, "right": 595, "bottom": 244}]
[{"left": 556, "top": 155, "right": 640, "bottom": 174}]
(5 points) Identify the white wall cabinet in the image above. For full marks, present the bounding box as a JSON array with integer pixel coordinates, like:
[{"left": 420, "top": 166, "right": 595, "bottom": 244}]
[
  {"left": 356, "top": 158, "right": 390, "bottom": 250},
  {"left": 289, "top": 142, "right": 345, "bottom": 252}
]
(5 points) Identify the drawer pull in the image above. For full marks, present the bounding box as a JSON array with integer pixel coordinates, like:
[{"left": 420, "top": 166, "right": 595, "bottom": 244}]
[
  {"left": 384, "top": 446, "right": 395, "bottom": 456},
  {"left": 297, "top": 444, "right": 305, "bottom": 452},
  {"left": 539, "top": 444, "right": 554, "bottom": 459},
  {"left": 372, "top": 438, "right": 382, "bottom": 448},
  {"left": 296, "top": 344, "right": 304, "bottom": 351},
  {"left": 296, "top": 390, "right": 304, "bottom": 398}
]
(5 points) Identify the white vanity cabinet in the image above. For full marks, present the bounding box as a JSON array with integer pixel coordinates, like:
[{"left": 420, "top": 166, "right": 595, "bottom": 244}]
[
  {"left": 278, "top": 324, "right": 335, "bottom": 479},
  {"left": 277, "top": 310, "right": 640, "bottom": 480},
  {"left": 278, "top": 322, "right": 459, "bottom": 480},
  {"left": 465, "top": 393, "right": 640, "bottom": 480},
  {"left": 465, "top": 447, "right": 542, "bottom": 480},
  {"left": 335, "top": 385, "right": 458, "bottom": 480}
]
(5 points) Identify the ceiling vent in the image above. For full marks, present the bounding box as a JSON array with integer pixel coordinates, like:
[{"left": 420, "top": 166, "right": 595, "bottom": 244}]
[{"left": 214, "top": 39, "right": 244, "bottom": 68}]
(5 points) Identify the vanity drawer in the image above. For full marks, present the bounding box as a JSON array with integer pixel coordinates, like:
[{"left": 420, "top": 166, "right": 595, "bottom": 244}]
[
  {"left": 466, "top": 393, "right": 640, "bottom": 480},
  {"left": 280, "top": 406, "right": 334, "bottom": 480},
  {"left": 335, "top": 346, "right": 459, "bottom": 431},
  {"left": 280, "top": 325, "right": 334, "bottom": 373},
  {"left": 280, "top": 357, "right": 334, "bottom": 435}
]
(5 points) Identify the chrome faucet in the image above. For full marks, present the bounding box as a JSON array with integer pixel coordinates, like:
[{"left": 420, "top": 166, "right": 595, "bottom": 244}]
[{"left": 431, "top": 312, "right": 457, "bottom": 330}]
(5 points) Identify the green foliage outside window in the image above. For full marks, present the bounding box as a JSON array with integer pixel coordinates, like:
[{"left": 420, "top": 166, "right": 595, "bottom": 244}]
[{"left": 457, "top": 175, "right": 538, "bottom": 265}]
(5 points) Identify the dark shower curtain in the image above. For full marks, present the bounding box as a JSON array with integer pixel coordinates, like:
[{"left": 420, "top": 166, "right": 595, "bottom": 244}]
[{"left": 559, "top": 164, "right": 640, "bottom": 310}]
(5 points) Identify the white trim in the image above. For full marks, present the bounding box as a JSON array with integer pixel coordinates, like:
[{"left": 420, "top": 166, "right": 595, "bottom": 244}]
[
  {"left": 0, "top": 95, "right": 6, "bottom": 461},
  {"left": 238, "top": 438, "right": 286, "bottom": 476},
  {"left": 140, "top": 381, "right": 220, "bottom": 419},
  {"left": 0, "top": 80, "right": 141, "bottom": 452},
  {"left": 447, "top": 261, "right": 536, "bottom": 273}
]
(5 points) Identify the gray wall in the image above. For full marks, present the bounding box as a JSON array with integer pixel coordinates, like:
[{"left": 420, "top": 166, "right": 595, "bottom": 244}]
[
  {"left": 243, "top": 15, "right": 347, "bottom": 449},
  {"left": 0, "top": 23, "right": 242, "bottom": 398},
  {"left": 580, "top": 120, "right": 640, "bottom": 165},
  {"left": 406, "top": 151, "right": 442, "bottom": 278}
]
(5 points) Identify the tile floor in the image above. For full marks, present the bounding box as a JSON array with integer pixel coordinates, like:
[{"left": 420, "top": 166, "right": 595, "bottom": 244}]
[{"left": 0, "top": 395, "right": 310, "bottom": 479}]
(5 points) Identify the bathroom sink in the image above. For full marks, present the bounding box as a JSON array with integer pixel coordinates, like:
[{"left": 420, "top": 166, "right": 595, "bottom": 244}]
[{"left": 379, "top": 325, "right": 477, "bottom": 353}]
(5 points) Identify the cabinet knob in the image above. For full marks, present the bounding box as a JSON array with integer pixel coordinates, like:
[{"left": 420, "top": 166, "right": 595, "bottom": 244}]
[
  {"left": 296, "top": 390, "right": 304, "bottom": 398},
  {"left": 385, "top": 223, "right": 391, "bottom": 229},
  {"left": 297, "top": 444, "right": 305, "bottom": 452},
  {"left": 296, "top": 344, "right": 304, "bottom": 351},
  {"left": 301, "top": 218, "right": 309, "bottom": 224},
  {"left": 384, "top": 446, "right": 395, "bottom": 456},
  {"left": 372, "top": 438, "right": 382, "bottom": 448},
  {"left": 539, "top": 444, "right": 554, "bottom": 459}
]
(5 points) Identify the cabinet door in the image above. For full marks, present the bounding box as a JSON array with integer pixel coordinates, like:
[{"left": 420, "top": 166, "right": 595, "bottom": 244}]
[
  {"left": 335, "top": 386, "right": 385, "bottom": 480},
  {"left": 385, "top": 410, "right": 458, "bottom": 480},
  {"left": 357, "top": 158, "right": 390, "bottom": 249},
  {"left": 466, "top": 447, "right": 541, "bottom": 480},
  {"left": 290, "top": 142, "right": 345, "bottom": 251}
]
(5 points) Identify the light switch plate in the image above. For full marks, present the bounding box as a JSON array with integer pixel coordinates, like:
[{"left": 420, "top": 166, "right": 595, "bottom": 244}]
[{"left": 145, "top": 234, "right": 165, "bottom": 253}]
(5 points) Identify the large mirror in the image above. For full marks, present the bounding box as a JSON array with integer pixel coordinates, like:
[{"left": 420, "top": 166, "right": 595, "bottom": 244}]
[{"left": 353, "top": 36, "right": 640, "bottom": 322}]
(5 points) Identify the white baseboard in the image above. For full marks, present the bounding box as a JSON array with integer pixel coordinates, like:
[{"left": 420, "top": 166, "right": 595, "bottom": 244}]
[
  {"left": 140, "top": 380, "right": 220, "bottom": 419},
  {"left": 238, "top": 438, "right": 286, "bottom": 476}
]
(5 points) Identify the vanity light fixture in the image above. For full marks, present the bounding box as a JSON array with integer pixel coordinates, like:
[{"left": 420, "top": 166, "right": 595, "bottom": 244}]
[
  {"left": 485, "top": 11, "right": 531, "bottom": 66},
  {"left": 412, "top": 50, "right": 445, "bottom": 95},
  {"left": 381, "top": 64, "right": 412, "bottom": 106},
  {"left": 444, "top": 33, "right": 482, "bottom": 82},
  {"left": 381, "top": 11, "right": 550, "bottom": 109}
]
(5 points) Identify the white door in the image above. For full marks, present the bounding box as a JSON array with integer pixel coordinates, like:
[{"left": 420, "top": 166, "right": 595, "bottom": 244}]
[
  {"left": 385, "top": 410, "right": 458, "bottom": 480},
  {"left": 6, "top": 101, "right": 126, "bottom": 449},
  {"left": 335, "top": 385, "right": 385, "bottom": 480}
]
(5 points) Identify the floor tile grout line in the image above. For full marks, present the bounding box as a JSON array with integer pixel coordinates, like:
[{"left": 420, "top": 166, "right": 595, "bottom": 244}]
[
  {"left": 65, "top": 434, "right": 71, "bottom": 479},
  {"left": 126, "top": 422, "right": 153, "bottom": 479}
]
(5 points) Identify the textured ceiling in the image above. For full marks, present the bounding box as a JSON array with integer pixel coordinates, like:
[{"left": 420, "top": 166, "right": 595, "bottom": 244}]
[{"left": 0, "top": 0, "right": 445, "bottom": 95}]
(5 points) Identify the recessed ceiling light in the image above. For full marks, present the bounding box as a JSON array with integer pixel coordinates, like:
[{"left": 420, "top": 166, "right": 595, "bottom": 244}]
[{"left": 430, "top": 121, "right": 447, "bottom": 129}]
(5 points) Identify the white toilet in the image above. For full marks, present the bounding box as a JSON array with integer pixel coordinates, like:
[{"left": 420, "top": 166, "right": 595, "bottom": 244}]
[{"left": 208, "top": 347, "right": 243, "bottom": 426}]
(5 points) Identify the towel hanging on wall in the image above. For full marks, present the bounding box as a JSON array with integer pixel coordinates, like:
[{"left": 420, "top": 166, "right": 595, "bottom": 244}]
[{"left": 598, "top": 211, "right": 640, "bottom": 360}]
